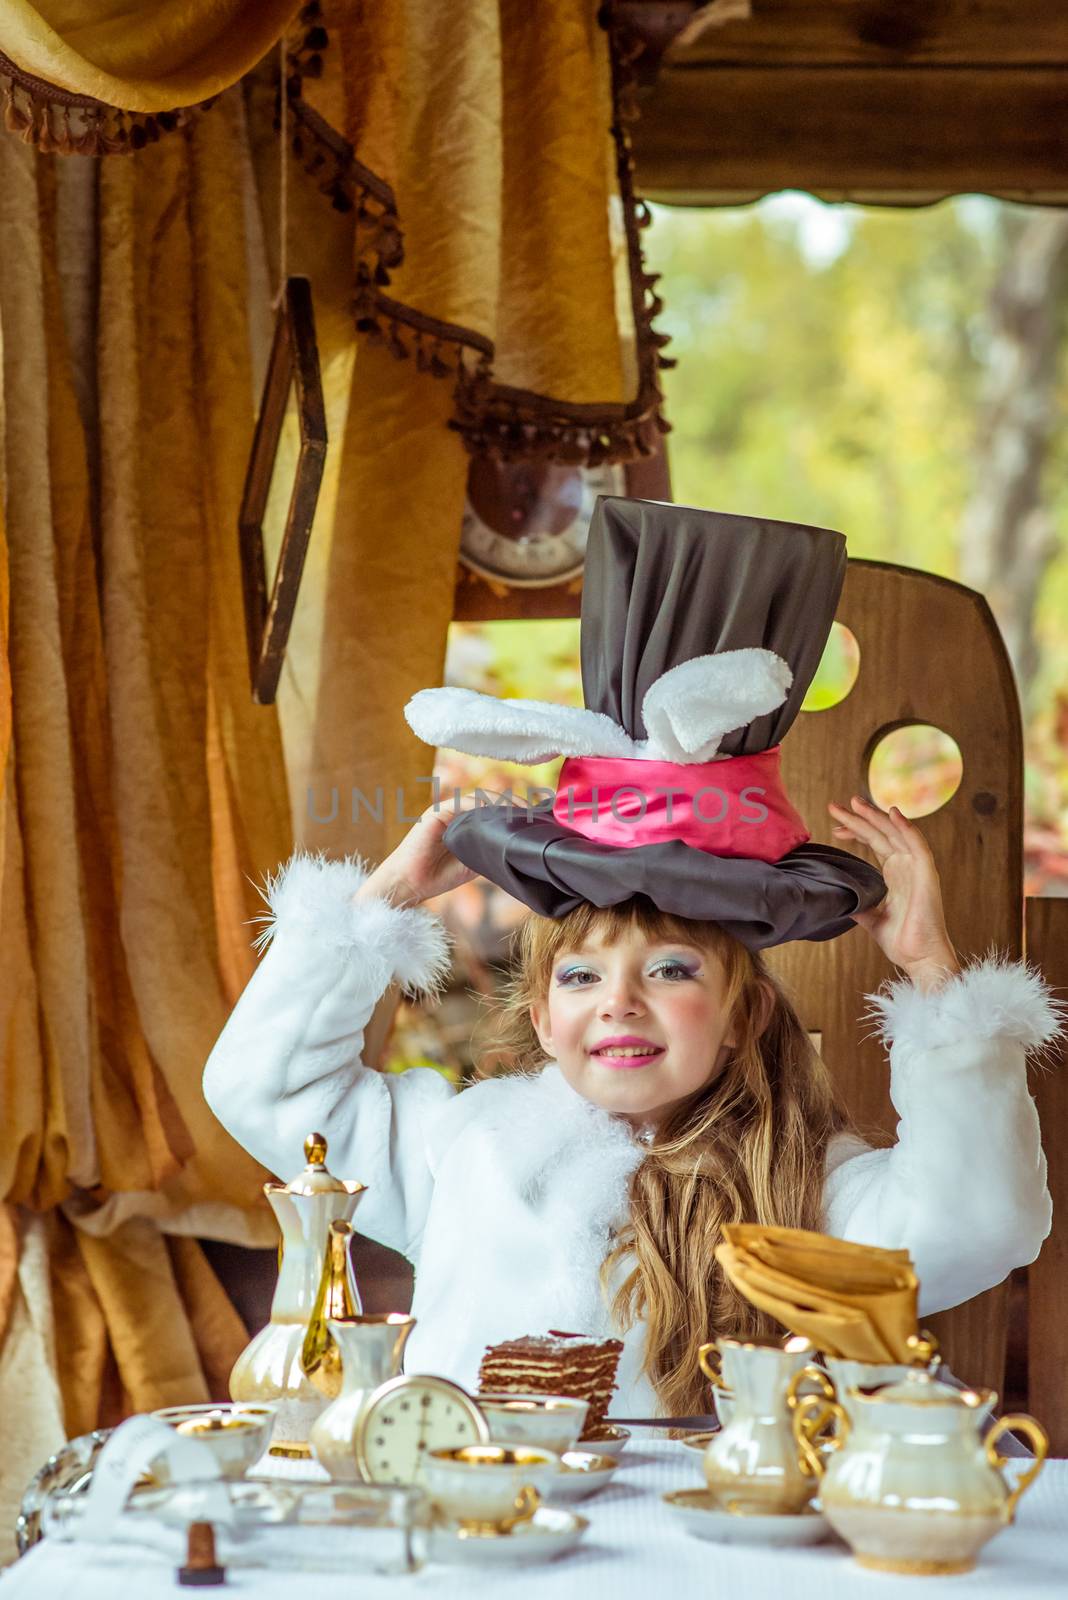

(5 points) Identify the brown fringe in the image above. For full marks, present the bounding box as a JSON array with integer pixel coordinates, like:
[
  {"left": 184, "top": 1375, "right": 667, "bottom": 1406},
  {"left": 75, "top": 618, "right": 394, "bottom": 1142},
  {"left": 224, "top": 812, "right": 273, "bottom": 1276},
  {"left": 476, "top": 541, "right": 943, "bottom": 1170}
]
[
  {"left": 0, "top": 49, "right": 210, "bottom": 155},
  {"left": 284, "top": 2, "right": 673, "bottom": 467},
  {"left": 0, "top": 2, "right": 324, "bottom": 157}
]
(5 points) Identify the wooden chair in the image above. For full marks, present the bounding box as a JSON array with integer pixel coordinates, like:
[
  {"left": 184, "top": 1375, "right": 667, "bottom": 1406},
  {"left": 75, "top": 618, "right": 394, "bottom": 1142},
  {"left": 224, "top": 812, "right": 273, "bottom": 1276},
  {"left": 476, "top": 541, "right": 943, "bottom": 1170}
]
[{"left": 767, "top": 558, "right": 1068, "bottom": 1449}]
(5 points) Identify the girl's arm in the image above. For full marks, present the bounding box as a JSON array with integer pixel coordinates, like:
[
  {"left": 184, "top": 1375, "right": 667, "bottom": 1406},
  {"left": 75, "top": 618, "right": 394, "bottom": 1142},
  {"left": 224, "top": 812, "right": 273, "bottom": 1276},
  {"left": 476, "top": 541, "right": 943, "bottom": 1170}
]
[
  {"left": 823, "top": 955, "right": 1066, "bottom": 1314},
  {"left": 202, "top": 851, "right": 456, "bottom": 1263},
  {"left": 821, "top": 794, "right": 1067, "bottom": 1313}
]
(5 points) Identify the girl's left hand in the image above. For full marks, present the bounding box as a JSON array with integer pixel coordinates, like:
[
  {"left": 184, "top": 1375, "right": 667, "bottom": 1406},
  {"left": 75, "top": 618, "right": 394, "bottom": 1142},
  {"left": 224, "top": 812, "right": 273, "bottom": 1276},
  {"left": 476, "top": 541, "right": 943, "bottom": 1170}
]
[{"left": 828, "top": 796, "right": 960, "bottom": 984}]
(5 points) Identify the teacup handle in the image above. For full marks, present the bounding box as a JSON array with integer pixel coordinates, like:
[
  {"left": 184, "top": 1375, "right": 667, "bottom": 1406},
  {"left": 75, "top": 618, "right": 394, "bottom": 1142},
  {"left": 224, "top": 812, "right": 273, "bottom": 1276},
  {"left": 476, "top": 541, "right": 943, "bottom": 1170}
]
[
  {"left": 498, "top": 1484, "right": 541, "bottom": 1533},
  {"left": 785, "top": 1363, "right": 836, "bottom": 1412},
  {"left": 697, "top": 1342, "right": 722, "bottom": 1387},
  {"left": 985, "top": 1415, "right": 1049, "bottom": 1522},
  {"left": 791, "top": 1393, "right": 851, "bottom": 1480}
]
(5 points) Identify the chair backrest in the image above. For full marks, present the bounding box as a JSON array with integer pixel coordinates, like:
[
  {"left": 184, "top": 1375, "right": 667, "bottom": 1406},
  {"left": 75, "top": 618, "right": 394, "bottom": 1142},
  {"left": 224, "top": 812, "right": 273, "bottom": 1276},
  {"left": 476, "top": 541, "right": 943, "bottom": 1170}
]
[{"left": 765, "top": 558, "right": 1024, "bottom": 1396}]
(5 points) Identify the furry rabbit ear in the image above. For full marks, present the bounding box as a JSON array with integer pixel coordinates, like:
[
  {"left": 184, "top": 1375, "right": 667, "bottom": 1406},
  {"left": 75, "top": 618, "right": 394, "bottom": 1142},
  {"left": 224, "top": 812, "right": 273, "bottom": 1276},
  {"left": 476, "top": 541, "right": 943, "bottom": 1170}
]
[
  {"left": 404, "top": 687, "right": 640, "bottom": 765},
  {"left": 641, "top": 649, "right": 794, "bottom": 764}
]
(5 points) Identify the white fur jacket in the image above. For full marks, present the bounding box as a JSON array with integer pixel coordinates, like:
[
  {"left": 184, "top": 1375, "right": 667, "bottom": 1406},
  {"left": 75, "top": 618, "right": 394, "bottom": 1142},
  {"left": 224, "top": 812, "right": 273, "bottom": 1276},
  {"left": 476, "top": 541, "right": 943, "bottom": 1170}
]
[{"left": 202, "top": 855, "right": 1066, "bottom": 1420}]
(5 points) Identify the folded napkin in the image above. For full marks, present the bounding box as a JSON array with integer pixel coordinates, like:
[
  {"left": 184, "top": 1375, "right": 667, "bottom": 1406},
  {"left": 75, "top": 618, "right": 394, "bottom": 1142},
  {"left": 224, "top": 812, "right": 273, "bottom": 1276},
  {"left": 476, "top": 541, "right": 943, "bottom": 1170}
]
[{"left": 714, "top": 1224, "right": 919, "bottom": 1363}]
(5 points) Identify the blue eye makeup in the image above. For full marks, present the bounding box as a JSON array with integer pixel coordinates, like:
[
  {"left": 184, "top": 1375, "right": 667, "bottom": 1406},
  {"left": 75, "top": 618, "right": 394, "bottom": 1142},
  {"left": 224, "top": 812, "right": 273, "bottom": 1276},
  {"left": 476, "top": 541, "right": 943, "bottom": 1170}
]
[{"left": 554, "top": 955, "right": 700, "bottom": 986}]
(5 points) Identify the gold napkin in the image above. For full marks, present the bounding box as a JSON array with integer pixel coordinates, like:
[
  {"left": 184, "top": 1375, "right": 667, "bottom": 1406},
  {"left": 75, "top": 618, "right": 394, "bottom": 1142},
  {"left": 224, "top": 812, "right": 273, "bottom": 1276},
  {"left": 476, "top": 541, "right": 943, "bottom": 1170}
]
[{"left": 715, "top": 1225, "right": 919, "bottom": 1363}]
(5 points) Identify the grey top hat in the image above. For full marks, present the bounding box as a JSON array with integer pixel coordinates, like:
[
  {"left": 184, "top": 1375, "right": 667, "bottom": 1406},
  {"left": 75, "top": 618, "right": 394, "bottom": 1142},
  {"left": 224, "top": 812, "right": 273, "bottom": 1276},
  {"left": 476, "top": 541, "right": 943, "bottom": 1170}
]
[{"left": 405, "top": 496, "right": 886, "bottom": 950}]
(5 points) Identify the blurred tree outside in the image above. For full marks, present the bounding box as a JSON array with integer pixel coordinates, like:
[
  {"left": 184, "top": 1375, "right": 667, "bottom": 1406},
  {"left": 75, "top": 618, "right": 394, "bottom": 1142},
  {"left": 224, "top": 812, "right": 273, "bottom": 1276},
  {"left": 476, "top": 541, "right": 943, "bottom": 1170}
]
[{"left": 394, "top": 193, "right": 1068, "bottom": 1078}]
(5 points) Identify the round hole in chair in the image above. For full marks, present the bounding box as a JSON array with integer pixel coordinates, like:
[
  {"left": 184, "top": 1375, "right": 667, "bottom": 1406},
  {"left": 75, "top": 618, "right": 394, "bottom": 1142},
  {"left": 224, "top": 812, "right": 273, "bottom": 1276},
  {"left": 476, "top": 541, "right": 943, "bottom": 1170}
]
[
  {"left": 801, "top": 623, "right": 860, "bottom": 713},
  {"left": 867, "top": 724, "right": 963, "bottom": 819}
]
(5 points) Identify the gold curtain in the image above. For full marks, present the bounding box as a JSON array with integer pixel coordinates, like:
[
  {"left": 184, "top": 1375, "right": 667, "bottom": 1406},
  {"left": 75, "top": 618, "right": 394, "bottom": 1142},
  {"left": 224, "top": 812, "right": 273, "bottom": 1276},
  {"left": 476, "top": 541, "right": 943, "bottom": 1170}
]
[
  {"left": 0, "top": 0, "right": 302, "bottom": 108},
  {"left": 0, "top": 0, "right": 642, "bottom": 1557},
  {"left": 0, "top": 91, "right": 291, "bottom": 1556}
]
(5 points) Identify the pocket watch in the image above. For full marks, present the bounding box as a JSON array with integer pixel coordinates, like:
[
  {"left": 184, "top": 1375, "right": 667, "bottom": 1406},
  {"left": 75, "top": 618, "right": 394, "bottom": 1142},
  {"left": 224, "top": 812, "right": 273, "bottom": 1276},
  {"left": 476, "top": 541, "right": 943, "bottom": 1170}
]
[
  {"left": 460, "top": 457, "right": 625, "bottom": 588},
  {"left": 354, "top": 1374, "right": 491, "bottom": 1486}
]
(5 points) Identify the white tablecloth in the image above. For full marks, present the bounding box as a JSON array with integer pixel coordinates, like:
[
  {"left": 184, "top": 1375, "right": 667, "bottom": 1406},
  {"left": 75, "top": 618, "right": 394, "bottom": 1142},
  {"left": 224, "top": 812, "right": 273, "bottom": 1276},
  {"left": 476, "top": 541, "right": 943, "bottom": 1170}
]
[{"left": 4, "top": 1441, "right": 1067, "bottom": 1598}]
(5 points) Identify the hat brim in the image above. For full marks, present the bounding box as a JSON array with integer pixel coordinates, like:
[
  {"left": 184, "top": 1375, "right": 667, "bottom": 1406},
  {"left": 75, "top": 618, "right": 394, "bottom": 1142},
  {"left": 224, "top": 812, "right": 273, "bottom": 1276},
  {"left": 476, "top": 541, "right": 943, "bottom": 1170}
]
[{"left": 443, "top": 802, "right": 886, "bottom": 951}]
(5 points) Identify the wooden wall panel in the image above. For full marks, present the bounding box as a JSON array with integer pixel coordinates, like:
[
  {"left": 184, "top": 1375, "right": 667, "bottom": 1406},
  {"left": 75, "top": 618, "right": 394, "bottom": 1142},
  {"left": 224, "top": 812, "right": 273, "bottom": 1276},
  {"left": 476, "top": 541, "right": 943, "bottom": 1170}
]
[
  {"left": 766, "top": 559, "right": 1024, "bottom": 1393},
  {"left": 665, "top": 1, "right": 1068, "bottom": 67},
  {"left": 632, "top": 66, "right": 1068, "bottom": 200}
]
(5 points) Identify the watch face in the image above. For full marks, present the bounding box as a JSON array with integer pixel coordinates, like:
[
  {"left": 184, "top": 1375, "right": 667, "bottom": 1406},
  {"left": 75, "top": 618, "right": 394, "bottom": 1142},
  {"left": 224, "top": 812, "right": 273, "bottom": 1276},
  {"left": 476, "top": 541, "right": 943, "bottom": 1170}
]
[
  {"left": 357, "top": 1377, "right": 490, "bottom": 1486},
  {"left": 460, "top": 458, "right": 625, "bottom": 587}
]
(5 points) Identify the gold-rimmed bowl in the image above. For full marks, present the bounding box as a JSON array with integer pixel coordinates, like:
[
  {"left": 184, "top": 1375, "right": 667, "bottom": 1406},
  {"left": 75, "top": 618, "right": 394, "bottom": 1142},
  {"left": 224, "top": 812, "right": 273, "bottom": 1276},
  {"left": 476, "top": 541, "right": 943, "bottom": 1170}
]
[
  {"left": 475, "top": 1393, "right": 588, "bottom": 1455},
  {"left": 150, "top": 1402, "right": 277, "bottom": 1480}
]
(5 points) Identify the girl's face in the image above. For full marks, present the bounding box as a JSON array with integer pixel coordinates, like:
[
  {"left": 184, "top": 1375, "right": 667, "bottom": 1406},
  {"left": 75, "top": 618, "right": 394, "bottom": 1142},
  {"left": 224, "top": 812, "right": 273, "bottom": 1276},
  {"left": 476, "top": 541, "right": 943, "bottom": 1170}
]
[{"left": 529, "top": 922, "right": 737, "bottom": 1129}]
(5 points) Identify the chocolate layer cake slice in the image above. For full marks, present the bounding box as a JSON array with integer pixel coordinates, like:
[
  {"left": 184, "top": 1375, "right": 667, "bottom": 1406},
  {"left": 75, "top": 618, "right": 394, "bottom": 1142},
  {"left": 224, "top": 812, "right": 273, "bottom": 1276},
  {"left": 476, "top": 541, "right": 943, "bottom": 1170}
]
[{"left": 478, "top": 1329, "right": 624, "bottom": 1440}]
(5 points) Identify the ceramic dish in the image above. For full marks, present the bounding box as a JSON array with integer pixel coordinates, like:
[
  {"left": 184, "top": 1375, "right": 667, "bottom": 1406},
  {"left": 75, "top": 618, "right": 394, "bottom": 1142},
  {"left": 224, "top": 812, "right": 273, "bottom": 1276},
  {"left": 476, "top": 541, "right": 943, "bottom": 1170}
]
[
  {"left": 543, "top": 1451, "right": 617, "bottom": 1503},
  {"left": 680, "top": 1430, "right": 719, "bottom": 1452},
  {"left": 579, "top": 1424, "right": 630, "bottom": 1461},
  {"left": 662, "top": 1488, "right": 829, "bottom": 1547},
  {"left": 426, "top": 1506, "right": 588, "bottom": 1566}
]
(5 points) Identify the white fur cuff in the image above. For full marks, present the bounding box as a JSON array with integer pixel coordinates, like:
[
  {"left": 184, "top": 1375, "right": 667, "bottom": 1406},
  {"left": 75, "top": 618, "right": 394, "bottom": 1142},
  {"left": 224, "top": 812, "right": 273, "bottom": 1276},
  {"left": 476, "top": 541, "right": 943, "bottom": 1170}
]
[
  {"left": 250, "top": 851, "right": 452, "bottom": 999},
  {"left": 860, "top": 952, "right": 1068, "bottom": 1061}
]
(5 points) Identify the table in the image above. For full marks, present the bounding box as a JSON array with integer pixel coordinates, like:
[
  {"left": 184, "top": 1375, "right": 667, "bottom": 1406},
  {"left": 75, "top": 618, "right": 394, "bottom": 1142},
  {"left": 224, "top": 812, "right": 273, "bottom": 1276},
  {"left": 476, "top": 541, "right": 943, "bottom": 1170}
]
[{"left": 4, "top": 1441, "right": 1066, "bottom": 1598}]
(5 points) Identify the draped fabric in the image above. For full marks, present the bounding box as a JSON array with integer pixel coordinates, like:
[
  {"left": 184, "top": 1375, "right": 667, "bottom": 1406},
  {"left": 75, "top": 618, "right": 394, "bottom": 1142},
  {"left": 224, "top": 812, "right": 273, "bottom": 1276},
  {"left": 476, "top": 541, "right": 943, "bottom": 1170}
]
[
  {"left": 0, "top": 94, "right": 288, "bottom": 1556},
  {"left": 0, "top": 0, "right": 302, "bottom": 108},
  {"left": 0, "top": 0, "right": 644, "bottom": 1560},
  {"left": 290, "top": 0, "right": 668, "bottom": 462}
]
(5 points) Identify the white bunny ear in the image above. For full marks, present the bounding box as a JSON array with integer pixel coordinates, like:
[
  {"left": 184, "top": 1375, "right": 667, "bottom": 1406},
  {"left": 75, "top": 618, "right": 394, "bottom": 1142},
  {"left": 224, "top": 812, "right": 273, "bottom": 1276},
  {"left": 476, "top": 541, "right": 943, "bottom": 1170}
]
[
  {"left": 640, "top": 648, "right": 794, "bottom": 763},
  {"left": 404, "top": 687, "right": 640, "bottom": 765}
]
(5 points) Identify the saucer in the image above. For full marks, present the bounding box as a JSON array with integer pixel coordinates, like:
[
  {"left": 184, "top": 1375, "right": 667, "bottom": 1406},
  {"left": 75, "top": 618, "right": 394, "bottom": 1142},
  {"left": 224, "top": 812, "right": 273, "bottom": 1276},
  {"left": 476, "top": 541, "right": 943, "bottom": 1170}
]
[
  {"left": 681, "top": 1431, "right": 719, "bottom": 1451},
  {"left": 544, "top": 1451, "right": 617, "bottom": 1503},
  {"left": 579, "top": 1425, "right": 630, "bottom": 1461},
  {"left": 426, "top": 1506, "right": 588, "bottom": 1566},
  {"left": 662, "top": 1489, "right": 829, "bottom": 1547}
]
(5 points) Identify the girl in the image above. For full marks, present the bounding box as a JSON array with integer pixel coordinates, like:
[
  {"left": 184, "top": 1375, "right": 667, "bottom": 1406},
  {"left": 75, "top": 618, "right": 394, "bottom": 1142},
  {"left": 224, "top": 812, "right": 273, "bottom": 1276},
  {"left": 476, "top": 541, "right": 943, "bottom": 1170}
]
[{"left": 203, "top": 789, "right": 1063, "bottom": 1421}]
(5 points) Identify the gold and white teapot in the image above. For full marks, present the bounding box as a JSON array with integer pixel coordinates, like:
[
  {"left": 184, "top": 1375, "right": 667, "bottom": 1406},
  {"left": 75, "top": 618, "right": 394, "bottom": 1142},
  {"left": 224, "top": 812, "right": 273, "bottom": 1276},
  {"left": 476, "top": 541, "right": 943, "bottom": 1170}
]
[
  {"left": 792, "top": 1339, "right": 1048, "bottom": 1576},
  {"left": 229, "top": 1133, "right": 365, "bottom": 1457}
]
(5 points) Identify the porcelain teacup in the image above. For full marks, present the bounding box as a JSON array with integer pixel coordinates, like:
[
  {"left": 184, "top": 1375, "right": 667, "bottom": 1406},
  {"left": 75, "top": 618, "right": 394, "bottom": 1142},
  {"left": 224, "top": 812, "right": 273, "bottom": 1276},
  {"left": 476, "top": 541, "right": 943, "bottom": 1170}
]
[
  {"left": 423, "top": 1444, "right": 560, "bottom": 1536},
  {"left": 150, "top": 1402, "right": 278, "bottom": 1481},
  {"left": 475, "top": 1394, "right": 588, "bottom": 1455}
]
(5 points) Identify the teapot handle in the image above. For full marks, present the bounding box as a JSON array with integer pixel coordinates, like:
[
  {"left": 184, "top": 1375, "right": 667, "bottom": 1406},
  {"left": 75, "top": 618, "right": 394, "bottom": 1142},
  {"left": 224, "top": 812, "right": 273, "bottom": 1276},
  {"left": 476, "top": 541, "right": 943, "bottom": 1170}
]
[
  {"left": 792, "top": 1393, "right": 851, "bottom": 1480},
  {"left": 786, "top": 1364, "right": 836, "bottom": 1412},
  {"left": 984, "top": 1415, "right": 1049, "bottom": 1522},
  {"left": 697, "top": 1341, "right": 723, "bottom": 1387}
]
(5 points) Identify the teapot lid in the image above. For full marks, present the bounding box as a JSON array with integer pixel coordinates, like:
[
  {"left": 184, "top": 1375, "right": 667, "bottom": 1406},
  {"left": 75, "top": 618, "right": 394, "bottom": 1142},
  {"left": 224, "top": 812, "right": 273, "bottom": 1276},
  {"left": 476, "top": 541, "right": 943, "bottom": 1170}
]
[
  {"left": 848, "top": 1332, "right": 991, "bottom": 1410},
  {"left": 267, "top": 1133, "right": 367, "bottom": 1197}
]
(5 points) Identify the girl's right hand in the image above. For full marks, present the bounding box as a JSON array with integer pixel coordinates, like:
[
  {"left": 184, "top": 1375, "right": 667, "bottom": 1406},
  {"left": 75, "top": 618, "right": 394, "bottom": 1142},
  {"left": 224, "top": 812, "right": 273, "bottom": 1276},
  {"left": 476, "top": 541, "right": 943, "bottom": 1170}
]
[{"left": 354, "top": 790, "right": 500, "bottom": 908}]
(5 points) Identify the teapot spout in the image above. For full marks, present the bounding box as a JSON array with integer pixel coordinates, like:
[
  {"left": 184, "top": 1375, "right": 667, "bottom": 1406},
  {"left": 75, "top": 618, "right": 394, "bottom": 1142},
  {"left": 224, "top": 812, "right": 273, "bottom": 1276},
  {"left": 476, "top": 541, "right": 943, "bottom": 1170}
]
[{"left": 302, "top": 1219, "right": 363, "bottom": 1397}]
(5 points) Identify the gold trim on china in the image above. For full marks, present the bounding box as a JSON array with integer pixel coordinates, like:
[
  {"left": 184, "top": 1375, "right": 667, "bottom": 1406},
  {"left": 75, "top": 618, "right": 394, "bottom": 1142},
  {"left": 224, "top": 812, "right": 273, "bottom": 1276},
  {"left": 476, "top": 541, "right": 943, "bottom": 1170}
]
[
  {"left": 985, "top": 1415, "right": 1049, "bottom": 1520},
  {"left": 854, "top": 1555, "right": 976, "bottom": 1576},
  {"left": 717, "top": 1335, "right": 814, "bottom": 1355},
  {"left": 785, "top": 1365, "right": 836, "bottom": 1411},
  {"left": 792, "top": 1394, "right": 851, "bottom": 1479},
  {"left": 268, "top": 1441, "right": 313, "bottom": 1459},
  {"left": 846, "top": 1385, "right": 996, "bottom": 1410}
]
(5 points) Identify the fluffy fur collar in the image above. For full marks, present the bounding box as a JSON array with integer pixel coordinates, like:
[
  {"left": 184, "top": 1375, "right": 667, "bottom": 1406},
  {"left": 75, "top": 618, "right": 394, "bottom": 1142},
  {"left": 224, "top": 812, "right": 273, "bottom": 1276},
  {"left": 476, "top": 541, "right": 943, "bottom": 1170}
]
[{"left": 433, "top": 1063, "right": 647, "bottom": 1334}]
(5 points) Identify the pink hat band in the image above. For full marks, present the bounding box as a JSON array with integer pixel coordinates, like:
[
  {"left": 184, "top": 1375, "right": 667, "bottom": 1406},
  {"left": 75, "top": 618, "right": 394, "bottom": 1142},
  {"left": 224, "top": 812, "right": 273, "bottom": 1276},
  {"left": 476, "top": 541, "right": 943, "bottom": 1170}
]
[{"left": 551, "top": 745, "right": 810, "bottom": 863}]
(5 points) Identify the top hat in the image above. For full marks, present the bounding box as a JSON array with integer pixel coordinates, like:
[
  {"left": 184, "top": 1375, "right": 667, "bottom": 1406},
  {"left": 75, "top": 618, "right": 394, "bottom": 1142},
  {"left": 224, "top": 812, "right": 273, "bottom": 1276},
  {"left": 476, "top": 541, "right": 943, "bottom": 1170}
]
[{"left": 405, "top": 496, "right": 886, "bottom": 951}]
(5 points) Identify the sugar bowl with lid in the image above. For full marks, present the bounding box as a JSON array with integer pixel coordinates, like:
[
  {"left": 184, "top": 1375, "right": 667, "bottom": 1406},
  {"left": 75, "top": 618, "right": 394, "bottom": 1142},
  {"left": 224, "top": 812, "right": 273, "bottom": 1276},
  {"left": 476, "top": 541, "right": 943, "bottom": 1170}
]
[{"left": 791, "top": 1360, "right": 1048, "bottom": 1575}]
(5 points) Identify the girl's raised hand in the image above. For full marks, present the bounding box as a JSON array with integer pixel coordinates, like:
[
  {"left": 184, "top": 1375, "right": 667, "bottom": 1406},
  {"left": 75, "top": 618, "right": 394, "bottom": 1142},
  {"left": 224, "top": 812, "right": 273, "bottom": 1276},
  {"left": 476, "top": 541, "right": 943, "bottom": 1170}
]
[
  {"left": 355, "top": 790, "right": 500, "bottom": 908},
  {"left": 828, "top": 796, "right": 960, "bottom": 987}
]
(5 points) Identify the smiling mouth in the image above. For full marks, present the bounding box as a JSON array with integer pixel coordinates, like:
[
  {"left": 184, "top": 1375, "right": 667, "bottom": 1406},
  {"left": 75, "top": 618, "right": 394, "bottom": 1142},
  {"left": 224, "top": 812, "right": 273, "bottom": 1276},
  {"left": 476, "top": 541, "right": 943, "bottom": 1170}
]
[{"left": 589, "top": 1046, "right": 665, "bottom": 1068}]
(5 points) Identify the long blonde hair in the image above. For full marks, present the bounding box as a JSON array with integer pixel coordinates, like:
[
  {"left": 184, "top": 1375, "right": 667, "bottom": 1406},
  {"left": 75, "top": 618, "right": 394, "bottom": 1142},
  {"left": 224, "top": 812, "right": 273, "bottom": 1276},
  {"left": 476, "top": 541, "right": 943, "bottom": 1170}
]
[{"left": 485, "top": 898, "right": 851, "bottom": 1417}]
